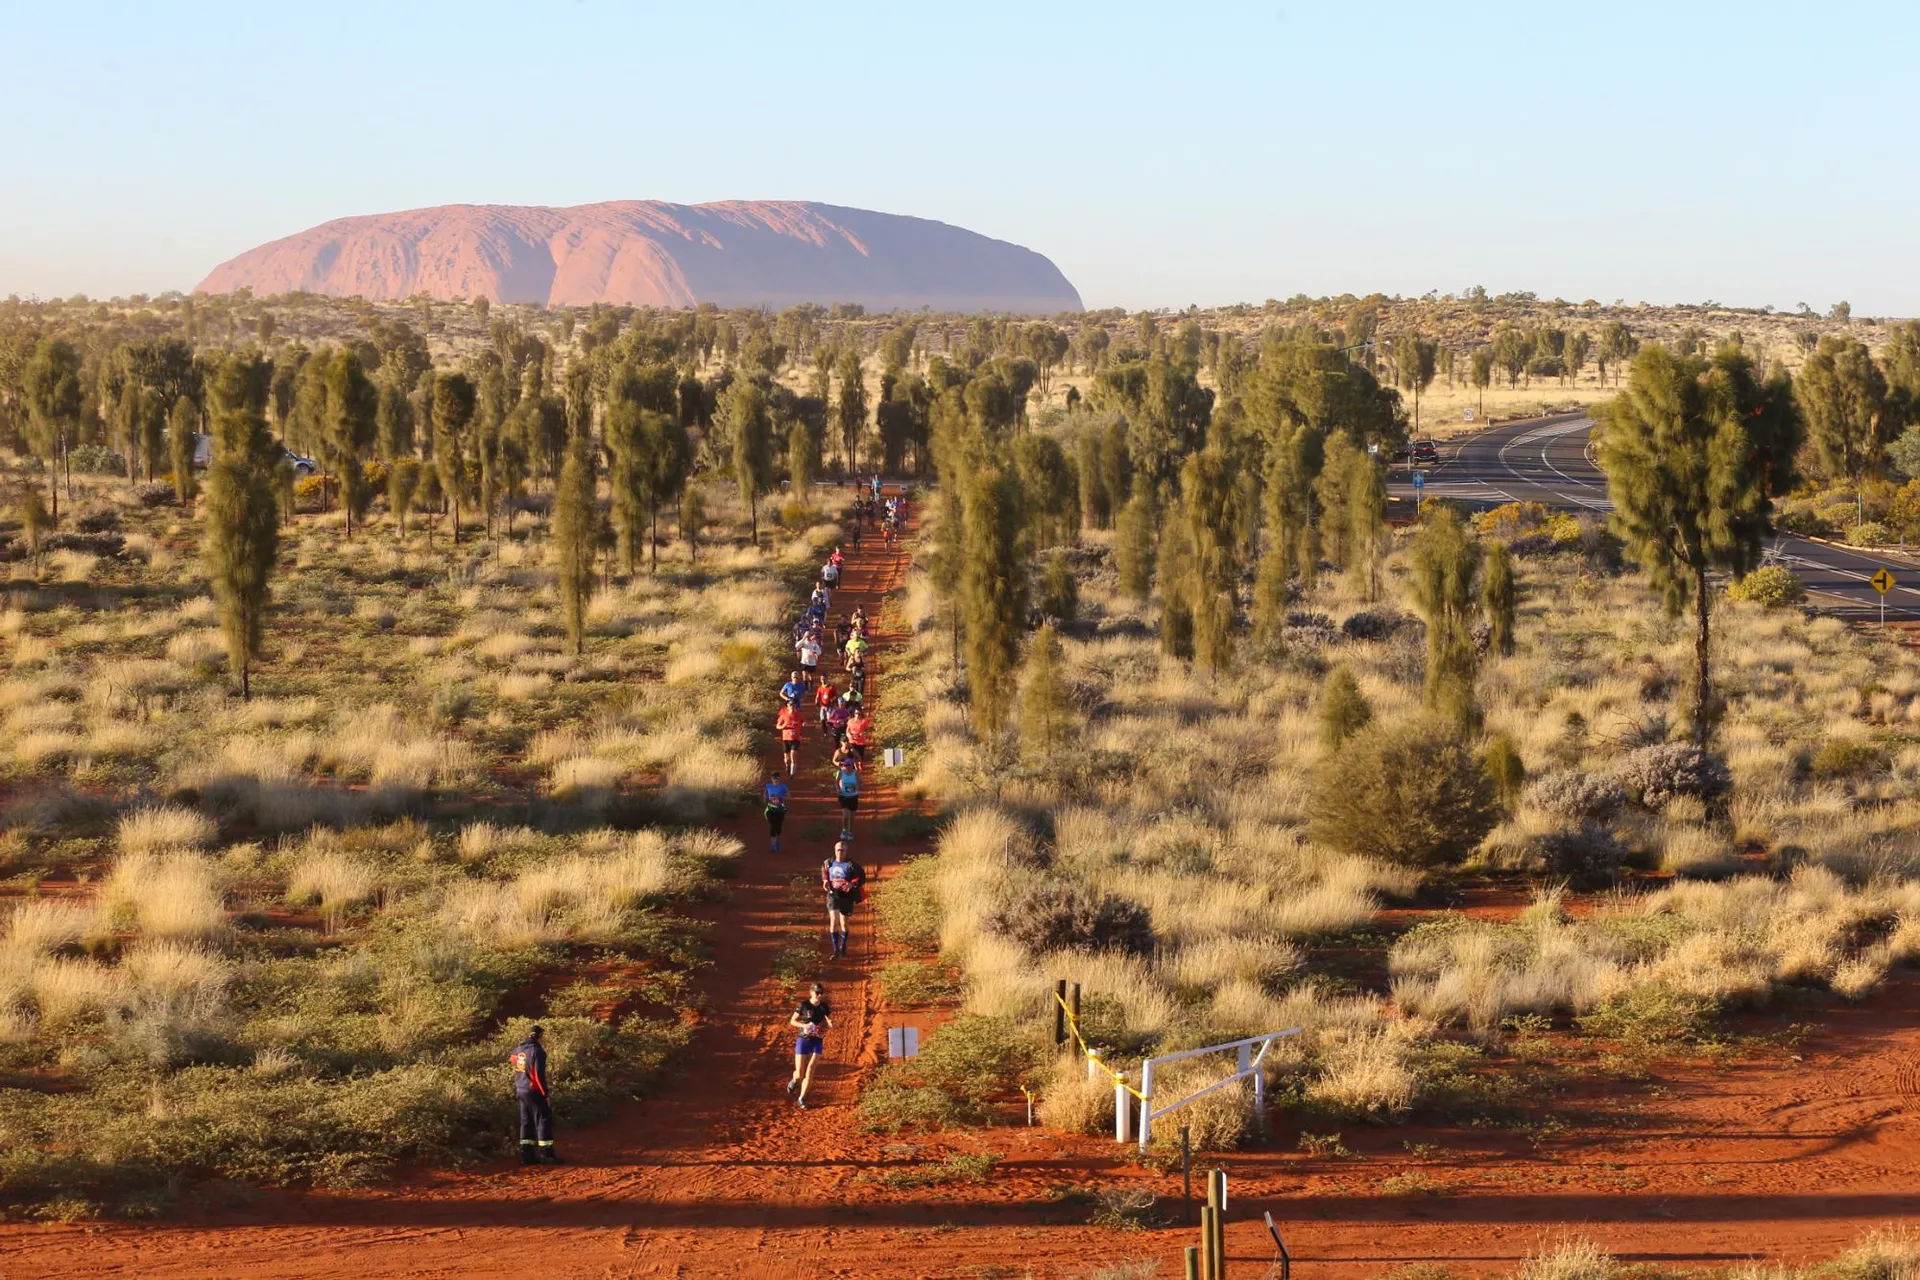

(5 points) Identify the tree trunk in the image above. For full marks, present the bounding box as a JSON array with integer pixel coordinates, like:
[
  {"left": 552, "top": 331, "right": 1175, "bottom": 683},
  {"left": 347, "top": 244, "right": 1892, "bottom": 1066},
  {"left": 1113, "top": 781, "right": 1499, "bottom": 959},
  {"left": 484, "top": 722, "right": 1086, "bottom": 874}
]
[{"left": 1692, "top": 566, "right": 1713, "bottom": 744}]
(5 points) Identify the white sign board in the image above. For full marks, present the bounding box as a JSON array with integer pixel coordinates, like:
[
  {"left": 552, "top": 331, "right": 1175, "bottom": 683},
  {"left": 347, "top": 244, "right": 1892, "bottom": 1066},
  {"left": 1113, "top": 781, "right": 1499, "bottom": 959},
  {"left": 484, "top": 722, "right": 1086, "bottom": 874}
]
[
  {"left": 1463, "top": 407, "right": 1475, "bottom": 422},
  {"left": 883, "top": 747, "right": 905, "bottom": 768},
  {"left": 887, "top": 1026, "right": 921, "bottom": 1058}
]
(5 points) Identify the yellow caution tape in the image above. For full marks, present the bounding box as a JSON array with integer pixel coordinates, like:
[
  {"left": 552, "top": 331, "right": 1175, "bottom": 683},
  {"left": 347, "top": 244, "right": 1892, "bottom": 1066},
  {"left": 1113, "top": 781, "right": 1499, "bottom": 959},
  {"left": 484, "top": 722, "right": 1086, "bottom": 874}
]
[{"left": 1053, "top": 990, "right": 1145, "bottom": 1101}]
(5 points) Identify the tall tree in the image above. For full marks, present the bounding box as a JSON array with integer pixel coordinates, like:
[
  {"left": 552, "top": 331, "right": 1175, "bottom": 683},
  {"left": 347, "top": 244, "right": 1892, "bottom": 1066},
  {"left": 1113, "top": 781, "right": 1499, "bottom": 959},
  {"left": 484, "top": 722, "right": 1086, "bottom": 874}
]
[
  {"left": 1349, "top": 447, "right": 1388, "bottom": 602},
  {"left": 1598, "top": 343, "right": 1800, "bottom": 741},
  {"left": 1565, "top": 331, "right": 1593, "bottom": 386},
  {"left": 24, "top": 337, "right": 81, "bottom": 519},
  {"left": 201, "top": 354, "right": 281, "bottom": 699},
  {"left": 1019, "top": 623, "right": 1072, "bottom": 760},
  {"left": 431, "top": 373, "right": 477, "bottom": 541},
  {"left": 1115, "top": 490, "right": 1157, "bottom": 601},
  {"left": 1314, "top": 430, "right": 1361, "bottom": 570},
  {"left": 168, "top": 395, "right": 199, "bottom": 506},
  {"left": 1470, "top": 348, "right": 1494, "bottom": 419},
  {"left": 787, "top": 416, "right": 819, "bottom": 501},
  {"left": 836, "top": 344, "right": 868, "bottom": 473},
  {"left": 1408, "top": 505, "right": 1482, "bottom": 729},
  {"left": 638, "top": 411, "right": 690, "bottom": 572},
  {"left": 726, "top": 380, "right": 773, "bottom": 545},
  {"left": 960, "top": 465, "right": 1030, "bottom": 739},
  {"left": 552, "top": 440, "right": 596, "bottom": 655},
  {"left": 321, "top": 349, "right": 379, "bottom": 537},
  {"left": 1399, "top": 335, "right": 1439, "bottom": 432},
  {"left": 1482, "top": 540, "right": 1516, "bottom": 657},
  {"left": 1180, "top": 447, "right": 1240, "bottom": 671},
  {"left": 1796, "top": 334, "right": 1890, "bottom": 487}
]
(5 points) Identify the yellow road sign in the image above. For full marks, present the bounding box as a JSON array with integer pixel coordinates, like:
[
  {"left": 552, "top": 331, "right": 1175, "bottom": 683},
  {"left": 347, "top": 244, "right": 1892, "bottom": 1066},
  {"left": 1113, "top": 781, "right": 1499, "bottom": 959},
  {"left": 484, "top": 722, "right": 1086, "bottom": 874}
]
[{"left": 1872, "top": 568, "right": 1896, "bottom": 595}]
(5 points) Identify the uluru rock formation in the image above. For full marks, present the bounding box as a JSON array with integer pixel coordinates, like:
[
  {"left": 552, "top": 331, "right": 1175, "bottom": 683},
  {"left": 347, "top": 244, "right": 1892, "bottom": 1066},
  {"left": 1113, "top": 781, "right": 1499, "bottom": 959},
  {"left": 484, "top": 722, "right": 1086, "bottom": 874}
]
[{"left": 196, "top": 200, "right": 1083, "bottom": 314}]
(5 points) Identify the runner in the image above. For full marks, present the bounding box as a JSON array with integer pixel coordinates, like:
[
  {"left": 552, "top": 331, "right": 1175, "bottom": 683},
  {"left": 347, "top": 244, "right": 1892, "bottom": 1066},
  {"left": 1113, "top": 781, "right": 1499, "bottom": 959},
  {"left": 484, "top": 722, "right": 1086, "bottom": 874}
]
[
  {"left": 786, "top": 982, "right": 833, "bottom": 1108},
  {"left": 844, "top": 628, "right": 870, "bottom": 674},
  {"left": 835, "top": 756, "right": 861, "bottom": 840},
  {"left": 762, "top": 769, "right": 790, "bottom": 853},
  {"left": 825, "top": 694, "right": 853, "bottom": 748},
  {"left": 845, "top": 649, "right": 866, "bottom": 698},
  {"left": 796, "top": 630, "right": 822, "bottom": 688},
  {"left": 820, "top": 840, "right": 865, "bottom": 958},
  {"left": 845, "top": 704, "right": 873, "bottom": 766},
  {"left": 775, "top": 699, "right": 803, "bottom": 777},
  {"left": 779, "top": 669, "right": 805, "bottom": 710},
  {"left": 814, "top": 674, "right": 838, "bottom": 730},
  {"left": 822, "top": 557, "right": 840, "bottom": 588}
]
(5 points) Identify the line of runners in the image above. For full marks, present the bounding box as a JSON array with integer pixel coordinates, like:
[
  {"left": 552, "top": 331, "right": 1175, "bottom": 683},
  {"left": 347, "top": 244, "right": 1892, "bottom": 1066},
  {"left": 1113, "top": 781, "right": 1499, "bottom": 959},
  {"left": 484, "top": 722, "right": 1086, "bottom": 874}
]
[{"left": 774, "top": 484, "right": 908, "bottom": 1108}]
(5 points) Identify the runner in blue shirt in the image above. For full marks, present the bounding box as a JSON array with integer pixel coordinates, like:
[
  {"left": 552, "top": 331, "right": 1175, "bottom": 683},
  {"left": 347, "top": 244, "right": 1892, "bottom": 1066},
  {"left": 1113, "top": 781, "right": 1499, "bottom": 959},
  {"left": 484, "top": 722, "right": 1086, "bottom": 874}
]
[{"left": 762, "top": 770, "right": 790, "bottom": 853}]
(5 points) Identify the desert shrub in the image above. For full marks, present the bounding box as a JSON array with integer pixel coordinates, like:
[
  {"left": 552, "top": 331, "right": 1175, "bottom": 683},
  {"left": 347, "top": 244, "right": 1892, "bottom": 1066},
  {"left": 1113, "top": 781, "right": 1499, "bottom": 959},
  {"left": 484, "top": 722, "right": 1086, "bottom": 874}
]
[
  {"left": 1528, "top": 771, "right": 1627, "bottom": 822},
  {"left": 1318, "top": 665, "right": 1373, "bottom": 753},
  {"left": 1340, "top": 610, "right": 1399, "bottom": 640},
  {"left": 1575, "top": 983, "right": 1713, "bottom": 1044},
  {"left": 1308, "top": 719, "right": 1499, "bottom": 869},
  {"left": 1039, "top": 549, "right": 1079, "bottom": 623},
  {"left": 74, "top": 508, "right": 121, "bottom": 534},
  {"left": 1036, "top": 1054, "right": 1113, "bottom": 1134},
  {"left": 1473, "top": 501, "right": 1549, "bottom": 538},
  {"left": 1534, "top": 825, "right": 1628, "bottom": 887},
  {"left": 1811, "top": 739, "right": 1890, "bottom": 779},
  {"left": 876, "top": 961, "right": 957, "bottom": 1006},
  {"left": 988, "top": 879, "right": 1154, "bottom": 958},
  {"left": 1305, "top": 1033, "right": 1418, "bottom": 1117},
  {"left": 1845, "top": 521, "right": 1893, "bottom": 547},
  {"left": 1617, "top": 742, "right": 1731, "bottom": 811},
  {"left": 858, "top": 1014, "right": 1041, "bottom": 1130},
  {"left": 1520, "top": 1239, "right": 1621, "bottom": 1280},
  {"left": 877, "top": 854, "right": 942, "bottom": 951},
  {"left": 1726, "top": 565, "right": 1805, "bottom": 607},
  {"left": 1832, "top": 1227, "right": 1920, "bottom": 1280},
  {"left": 67, "top": 445, "right": 124, "bottom": 475},
  {"left": 1481, "top": 733, "right": 1526, "bottom": 808}
]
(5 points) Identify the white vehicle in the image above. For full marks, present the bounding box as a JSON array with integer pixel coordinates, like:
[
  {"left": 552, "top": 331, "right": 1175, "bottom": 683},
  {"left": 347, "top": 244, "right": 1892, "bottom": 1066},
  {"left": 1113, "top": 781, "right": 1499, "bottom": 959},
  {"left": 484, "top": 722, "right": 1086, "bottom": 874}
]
[{"left": 191, "top": 433, "right": 318, "bottom": 476}]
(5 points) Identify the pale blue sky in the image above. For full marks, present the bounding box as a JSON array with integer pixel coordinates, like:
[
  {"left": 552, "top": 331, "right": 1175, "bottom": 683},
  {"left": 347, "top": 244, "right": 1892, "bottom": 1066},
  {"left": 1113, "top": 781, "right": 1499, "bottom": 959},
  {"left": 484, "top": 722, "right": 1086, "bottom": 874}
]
[{"left": 2, "top": 0, "right": 1914, "bottom": 313}]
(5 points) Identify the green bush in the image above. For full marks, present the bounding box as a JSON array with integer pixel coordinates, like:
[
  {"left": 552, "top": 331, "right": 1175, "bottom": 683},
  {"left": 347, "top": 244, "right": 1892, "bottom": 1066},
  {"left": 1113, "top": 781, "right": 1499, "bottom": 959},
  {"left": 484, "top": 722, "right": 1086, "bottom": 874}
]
[
  {"left": 1845, "top": 521, "right": 1893, "bottom": 547},
  {"left": 1307, "top": 719, "right": 1500, "bottom": 869},
  {"left": 857, "top": 1014, "right": 1041, "bottom": 1130},
  {"left": 1726, "top": 565, "right": 1805, "bottom": 607},
  {"left": 1039, "top": 549, "right": 1079, "bottom": 623},
  {"left": 1811, "top": 739, "right": 1889, "bottom": 779},
  {"left": 987, "top": 879, "right": 1154, "bottom": 957},
  {"left": 1575, "top": 984, "right": 1713, "bottom": 1045},
  {"left": 876, "top": 854, "right": 942, "bottom": 951}
]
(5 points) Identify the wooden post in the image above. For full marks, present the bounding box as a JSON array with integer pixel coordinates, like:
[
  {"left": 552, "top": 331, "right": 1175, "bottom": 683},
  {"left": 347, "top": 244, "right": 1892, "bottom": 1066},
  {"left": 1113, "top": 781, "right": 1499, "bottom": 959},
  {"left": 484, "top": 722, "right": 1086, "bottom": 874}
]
[
  {"left": 1200, "top": 1207, "right": 1219, "bottom": 1280},
  {"left": 1182, "top": 1125, "right": 1193, "bottom": 1225},
  {"left": 1069, "top": 982, "right": 1081, "bottom": 1035},
  {"left": 1208, "top": 1169, "right": 1228, "bottom": 1278},
  {"left": 1184, "top": 1245, "right": 1201, "bottom": 1280},
  {"left": 1054, "top": 979, "right": 1067, "bottom": 1047}
]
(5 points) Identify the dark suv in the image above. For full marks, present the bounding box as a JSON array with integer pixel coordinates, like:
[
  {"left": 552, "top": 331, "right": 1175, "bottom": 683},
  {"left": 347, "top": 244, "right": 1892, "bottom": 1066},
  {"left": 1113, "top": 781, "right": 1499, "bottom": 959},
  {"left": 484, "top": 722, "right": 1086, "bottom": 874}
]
[{"left": 1410, "top": 439, "right": 1439, "bottom": 464}]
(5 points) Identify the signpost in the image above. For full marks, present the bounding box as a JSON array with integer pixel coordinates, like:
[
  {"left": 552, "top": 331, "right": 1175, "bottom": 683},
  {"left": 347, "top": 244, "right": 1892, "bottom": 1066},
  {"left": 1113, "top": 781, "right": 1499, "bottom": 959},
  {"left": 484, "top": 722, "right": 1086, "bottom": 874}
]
[{"left": 1873, "top": 567, "right": 1896, "bottom": 627}]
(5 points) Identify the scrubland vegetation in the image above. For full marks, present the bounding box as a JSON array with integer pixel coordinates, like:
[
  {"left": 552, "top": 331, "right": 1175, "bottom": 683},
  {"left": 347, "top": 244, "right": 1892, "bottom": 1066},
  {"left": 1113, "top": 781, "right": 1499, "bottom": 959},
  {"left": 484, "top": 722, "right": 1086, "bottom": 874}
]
[
  {"left": 0, "top": 450, "right": 849, "bottom": 1216},
  {"left": 858, "top": 310, "right": 1920, "bottom": 1154},
  {"left": 4, "top": 282, "right": 1920, "bottom": 1221}
]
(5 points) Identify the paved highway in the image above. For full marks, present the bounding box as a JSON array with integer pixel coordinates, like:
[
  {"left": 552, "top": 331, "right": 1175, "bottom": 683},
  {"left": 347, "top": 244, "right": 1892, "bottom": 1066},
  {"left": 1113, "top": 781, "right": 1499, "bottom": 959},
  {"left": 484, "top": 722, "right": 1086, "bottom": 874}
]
[{"left": 1388, "top": 415, "right": 1920, "bottom": 621}]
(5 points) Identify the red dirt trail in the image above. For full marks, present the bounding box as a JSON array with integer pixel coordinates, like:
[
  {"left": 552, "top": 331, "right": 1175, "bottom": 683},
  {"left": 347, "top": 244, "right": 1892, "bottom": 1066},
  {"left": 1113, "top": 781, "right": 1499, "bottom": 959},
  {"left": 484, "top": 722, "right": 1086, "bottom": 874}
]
[{"left": 4, "top": 505, "right": 1920, "bottom": 1278}]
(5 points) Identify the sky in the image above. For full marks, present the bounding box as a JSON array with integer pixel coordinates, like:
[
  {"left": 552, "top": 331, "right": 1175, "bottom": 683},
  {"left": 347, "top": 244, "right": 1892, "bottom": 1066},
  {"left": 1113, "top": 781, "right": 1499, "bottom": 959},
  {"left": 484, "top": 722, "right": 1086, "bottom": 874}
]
[{"left": 2, "top": 0, "right": 1916, "bottom": 314}]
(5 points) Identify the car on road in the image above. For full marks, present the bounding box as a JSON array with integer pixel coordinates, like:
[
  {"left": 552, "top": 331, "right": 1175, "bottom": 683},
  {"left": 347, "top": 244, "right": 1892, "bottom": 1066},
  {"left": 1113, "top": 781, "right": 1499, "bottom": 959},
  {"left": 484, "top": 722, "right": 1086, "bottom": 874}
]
[
  {"left": 192, "top": 433, "right": 319, "bottom": 477},
  {"left": 1410, "top": 439, "right": 1439, "bottom": 464}
]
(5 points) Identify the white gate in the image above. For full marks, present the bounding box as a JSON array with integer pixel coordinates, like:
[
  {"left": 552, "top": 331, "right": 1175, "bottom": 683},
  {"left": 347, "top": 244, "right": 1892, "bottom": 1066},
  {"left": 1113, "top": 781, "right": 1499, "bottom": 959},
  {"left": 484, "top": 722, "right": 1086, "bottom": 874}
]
[{"left": 1136, "top": 1029, "right": 1299, "bottom": 1152}]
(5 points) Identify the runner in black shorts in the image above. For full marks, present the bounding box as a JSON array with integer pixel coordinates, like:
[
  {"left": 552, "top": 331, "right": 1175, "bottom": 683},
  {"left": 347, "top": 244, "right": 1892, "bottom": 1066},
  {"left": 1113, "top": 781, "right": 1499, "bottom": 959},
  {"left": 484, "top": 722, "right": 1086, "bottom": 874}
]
[{"left": 787, "top": 982, "right": 832, "bottom": 1108}]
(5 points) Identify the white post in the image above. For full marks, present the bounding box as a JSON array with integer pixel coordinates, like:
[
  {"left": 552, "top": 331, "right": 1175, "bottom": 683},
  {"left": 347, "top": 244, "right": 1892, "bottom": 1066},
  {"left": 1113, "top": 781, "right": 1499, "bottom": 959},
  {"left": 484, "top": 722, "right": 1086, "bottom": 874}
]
[
  {"left": 1114, "top": 1074, "right": 1131, "bottom": 1144},
  {"left": 1138, "top": 1058, "right": 1156, "bottom": 1153},
  {"left": 1252, "top": 1039, "right": 1267, "bottom": 1136},
  {"left": 1086, "top": 1049, "right": 1101, "bottom": 1083}
]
